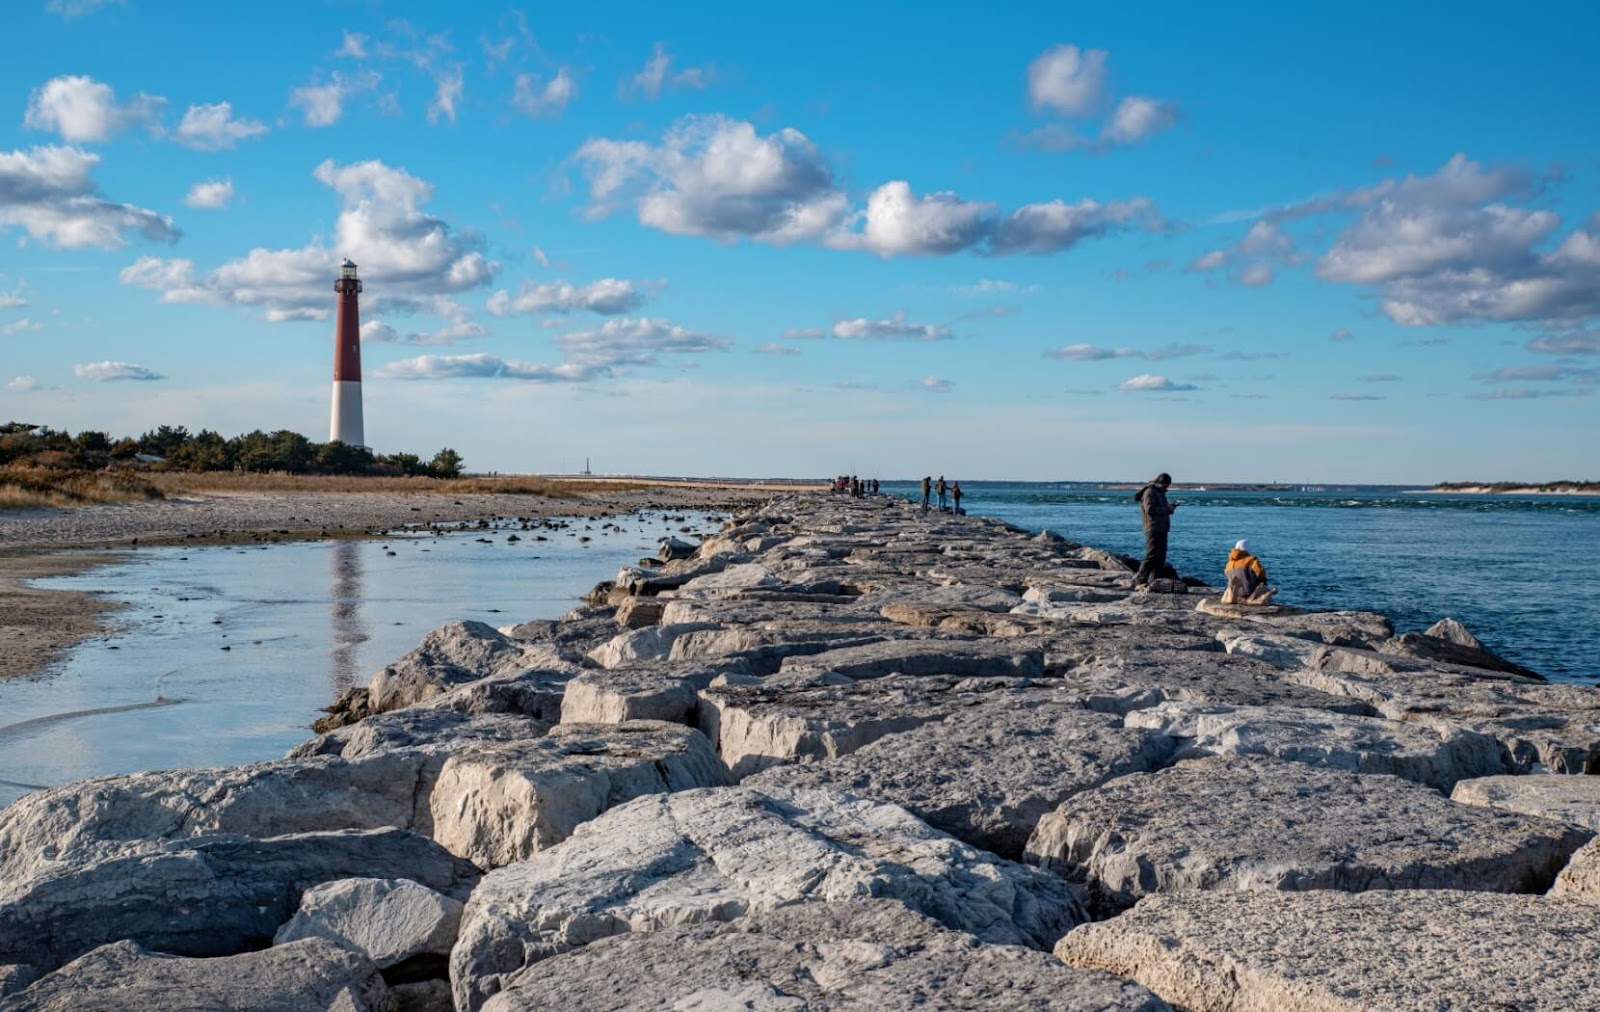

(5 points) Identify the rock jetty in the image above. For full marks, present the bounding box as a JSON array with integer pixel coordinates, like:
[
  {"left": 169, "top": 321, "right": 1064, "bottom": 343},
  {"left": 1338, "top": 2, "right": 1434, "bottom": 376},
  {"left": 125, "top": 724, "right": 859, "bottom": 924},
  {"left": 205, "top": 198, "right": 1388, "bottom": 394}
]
[{"left": 1, "top": 492, "right": 1597, "bottom": 1010}]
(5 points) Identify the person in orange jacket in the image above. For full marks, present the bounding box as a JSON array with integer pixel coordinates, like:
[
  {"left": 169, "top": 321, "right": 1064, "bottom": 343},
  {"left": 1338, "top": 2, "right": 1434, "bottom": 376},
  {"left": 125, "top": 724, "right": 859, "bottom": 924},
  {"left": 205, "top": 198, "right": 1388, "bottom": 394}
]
[{"left": 1222, "top": 539, "right": 1278, "bottom": 604}]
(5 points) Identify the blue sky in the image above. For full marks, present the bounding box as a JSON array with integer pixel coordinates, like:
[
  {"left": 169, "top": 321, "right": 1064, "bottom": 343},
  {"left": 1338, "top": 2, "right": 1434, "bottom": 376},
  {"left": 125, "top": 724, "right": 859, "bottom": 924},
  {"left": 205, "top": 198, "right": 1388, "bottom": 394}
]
[{"left": 2, "top": 0, "right": 1597, "bottom": 482}]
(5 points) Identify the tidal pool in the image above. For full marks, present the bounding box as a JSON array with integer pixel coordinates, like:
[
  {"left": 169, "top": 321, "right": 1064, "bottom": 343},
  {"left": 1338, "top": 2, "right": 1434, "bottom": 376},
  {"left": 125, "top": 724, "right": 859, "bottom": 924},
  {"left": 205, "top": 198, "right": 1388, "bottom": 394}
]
[{"left": 0, "top": 511, "right": 716, "bottom": 807}]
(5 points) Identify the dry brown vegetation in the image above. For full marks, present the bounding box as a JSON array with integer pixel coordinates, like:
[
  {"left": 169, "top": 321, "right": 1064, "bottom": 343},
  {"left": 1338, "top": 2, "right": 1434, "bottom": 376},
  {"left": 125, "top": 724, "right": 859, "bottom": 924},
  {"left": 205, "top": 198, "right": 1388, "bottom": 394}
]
[
  {"left": 141, "top": 472, "right": 655, "bottom": 498},
  {"left": 0, "top": 468, "right": 165, "bottom": 509}
]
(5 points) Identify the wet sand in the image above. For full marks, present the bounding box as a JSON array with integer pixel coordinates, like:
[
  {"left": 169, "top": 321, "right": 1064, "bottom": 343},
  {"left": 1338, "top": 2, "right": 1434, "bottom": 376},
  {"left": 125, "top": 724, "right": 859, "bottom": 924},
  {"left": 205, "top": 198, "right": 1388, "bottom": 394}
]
[{"left": 0, "top": 485, "right": 769, "bottom": 680}]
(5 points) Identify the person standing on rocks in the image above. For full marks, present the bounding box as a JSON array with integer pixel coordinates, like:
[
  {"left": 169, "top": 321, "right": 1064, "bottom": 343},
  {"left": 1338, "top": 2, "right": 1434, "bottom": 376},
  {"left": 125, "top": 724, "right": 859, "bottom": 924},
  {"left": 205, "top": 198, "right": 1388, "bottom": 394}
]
[
  {"left": 1133, "top": 473, "right": 1178, "bottom": 589},
  {"left": 921, "top": 476, "right": 932, "bottom": 513},
  {"left": 937, "top": 476, "right": 948, "bottom": 511},
  {"left": 952, "top": 482, "right": 963, "bottom": 514}
]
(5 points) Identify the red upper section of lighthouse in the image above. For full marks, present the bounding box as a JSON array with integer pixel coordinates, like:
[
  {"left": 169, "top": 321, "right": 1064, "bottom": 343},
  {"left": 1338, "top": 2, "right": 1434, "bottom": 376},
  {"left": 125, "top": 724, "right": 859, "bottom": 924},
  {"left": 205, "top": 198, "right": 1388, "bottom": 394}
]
[{"left": 333, "top": 259, "right": 362, "bottom": 382}]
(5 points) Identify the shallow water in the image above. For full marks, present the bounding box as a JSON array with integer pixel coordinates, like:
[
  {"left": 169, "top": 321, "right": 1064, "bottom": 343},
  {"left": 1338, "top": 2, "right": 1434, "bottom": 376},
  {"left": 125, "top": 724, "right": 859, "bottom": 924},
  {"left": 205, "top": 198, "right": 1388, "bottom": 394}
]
[
  {"left": 0, "top": 511, "right": 717, "bottom": 807},
  {"left": 887, "top": 482, "right": 1600, "bottom": 685}
]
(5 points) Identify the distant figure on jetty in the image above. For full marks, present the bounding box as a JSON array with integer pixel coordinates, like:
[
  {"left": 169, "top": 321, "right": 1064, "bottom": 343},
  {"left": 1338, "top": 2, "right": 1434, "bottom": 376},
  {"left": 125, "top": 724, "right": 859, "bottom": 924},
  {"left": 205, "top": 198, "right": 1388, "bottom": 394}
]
[
  {"left": 1221, "top": 539, "right": 1278, "bottom": 605},
  {"left": 952, "top": 482, "right": 963, "bottom": 514},
  {"left": 937, "top": 476, "right": 948, "bottom": 511},
  {"left": 1133, "top": 473, "right": 1178, "bottom": 589},
  {"left": 921, "top": 476, "right": 932, "bottom": 513}
]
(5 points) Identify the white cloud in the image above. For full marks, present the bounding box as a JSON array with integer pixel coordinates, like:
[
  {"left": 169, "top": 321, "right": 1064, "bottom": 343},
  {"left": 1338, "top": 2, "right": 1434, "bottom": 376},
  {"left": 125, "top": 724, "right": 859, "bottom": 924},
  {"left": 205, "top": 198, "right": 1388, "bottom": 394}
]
[
  {"left": 781, "top": 328, "right": 824, "bottom": 340},
  {"left": 0, "top": 145, "right": 178, "bottom": 249},
  {"left": 1312, "top": 159, "right": 1600, "bottom": 326},
  {"left": 337, "top": 31, "right": 369, "bottom": 59},
  {"left": 487, "top": 279, "right": 647, "bottom": 316},
  {"left": 74, "top": 360, "right": 163, "bottom": 381},
  {"left": 990, "top": 198, "right": 1161, "bottom": 255},
  {"left": 1239, "top": 262, "right": 1274, "bottom": 286},
  {"left": 554, "top": 316, "right": 730, "bottom": 370},
  {"left": 1466, "top": 386, "right": 1593, "bottom": 401},
  {"left": 173, "top": 101, "right": 266, "bottom": 150},
  {"left": 376, "top": 353, "right": 596, "bottom": 382},
  {"left": 1101, "top": 96, "right": 1177, "bottom": 145},
  {"left": 574, "top": 115, "right": 847, "bottom": 245},
  {"left": 2, "top": 318, "right": 43, "bottom": 336},
  {"left": 24, "top": 75, "right": 162, "bottom": 143},
  {"left": 1331, "top": 328, "right": 1354, "bottom": 342},
  {"left": 361, "top": 319, "right": 486, "bottom": 346},
  {"left": 1045, "top": 342, "right": 1208, "bottom": 361},
  {"left": 1473, "top": 364, "right": 1599, "bottom": 385},
  {"left": 183, "top": 177, "right": 234, "bottom": 209},
  {"left": 121, "top": 158, "right": 494, "bottom": 321},
  {"left": 428, "top": 65, "right": 465, "bottom": 124},
  {"left": 290, "top": 71, "right": 380, "bottom": 127},
  {"left": 952, "top": 279, "right": 1042, "bottom": 296},
  {"left": 0, "top": 293, "right": 26, "bottom": 309},
  {"left": 1118, "top": 373, "right": 1197, "bottom": 392},
  {"left": 512, "top": 69, "right": 577, "bottom": 119},
  {"left": 46, "top": 0, "right": 122, "bottom": 17},
  {"left": 1527, "top": 329, "right": 1600, "bottom": 355},
  {"left": 754, "top": 342, "right": 800, "bottom": 356},
  {"left": 6, "top": 375, "right": 40, "bottom": 392},
  {"left": 920, "top": 376, "right": 954, "bottom": 393},
  {"left": 832, "top": 311, "right": 950, "bottom": 342},
  {"left": 831, "top": 181, "right": 994, "bottom": 257},
  {"left": 625, "top": 43, "right": 713, "bottom": 100},
  {"left": 1027, "top": 44, "right": 1108, "bottom": 116}
]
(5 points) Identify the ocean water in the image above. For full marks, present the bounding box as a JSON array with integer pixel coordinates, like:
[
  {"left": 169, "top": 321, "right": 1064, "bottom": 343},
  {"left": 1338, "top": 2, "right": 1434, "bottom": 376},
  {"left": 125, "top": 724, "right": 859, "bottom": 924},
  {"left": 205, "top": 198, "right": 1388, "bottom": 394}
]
[
  {"left": 886, "top": 481, "right": 1600, "bottom": 685},
  {"left": 0, "top": 511, "right": 719, "bottom": 807}
]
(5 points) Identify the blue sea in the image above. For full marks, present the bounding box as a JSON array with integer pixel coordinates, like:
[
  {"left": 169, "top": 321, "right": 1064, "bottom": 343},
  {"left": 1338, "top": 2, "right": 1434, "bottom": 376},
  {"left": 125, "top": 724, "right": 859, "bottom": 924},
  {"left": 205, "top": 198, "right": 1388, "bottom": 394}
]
[{"left": 884, "top": 481, "right": 1600, "bottom": 686}]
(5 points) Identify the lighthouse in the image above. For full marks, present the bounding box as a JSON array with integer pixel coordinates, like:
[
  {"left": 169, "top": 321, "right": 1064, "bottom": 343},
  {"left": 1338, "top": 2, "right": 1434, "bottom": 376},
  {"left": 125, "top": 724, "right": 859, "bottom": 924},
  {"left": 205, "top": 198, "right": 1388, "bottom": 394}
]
[{"left": 329, "top": 258, "right": 364, "bottom": 447}]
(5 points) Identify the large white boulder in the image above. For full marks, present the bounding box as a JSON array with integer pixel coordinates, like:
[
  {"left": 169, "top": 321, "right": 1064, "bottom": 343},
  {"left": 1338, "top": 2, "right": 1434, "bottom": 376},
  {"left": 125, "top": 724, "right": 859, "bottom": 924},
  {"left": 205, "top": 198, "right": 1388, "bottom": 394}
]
[{"left": 273, "top": 877, "right": 463, "bottom": 969}]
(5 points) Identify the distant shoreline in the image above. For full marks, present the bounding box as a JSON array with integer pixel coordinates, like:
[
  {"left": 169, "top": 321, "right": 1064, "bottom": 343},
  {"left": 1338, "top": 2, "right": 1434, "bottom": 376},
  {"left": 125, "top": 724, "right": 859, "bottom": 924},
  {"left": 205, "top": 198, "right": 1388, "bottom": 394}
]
[{"left": 1427, "top": 483, "right": 1600, "bottom": 495}]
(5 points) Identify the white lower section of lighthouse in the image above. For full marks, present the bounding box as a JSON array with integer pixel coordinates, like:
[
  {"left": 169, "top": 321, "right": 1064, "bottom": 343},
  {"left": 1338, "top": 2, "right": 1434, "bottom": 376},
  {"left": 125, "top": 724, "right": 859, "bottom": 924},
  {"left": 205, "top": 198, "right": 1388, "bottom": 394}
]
[{"left": 329, "top": 380, "right": 365, "bottom": 448}]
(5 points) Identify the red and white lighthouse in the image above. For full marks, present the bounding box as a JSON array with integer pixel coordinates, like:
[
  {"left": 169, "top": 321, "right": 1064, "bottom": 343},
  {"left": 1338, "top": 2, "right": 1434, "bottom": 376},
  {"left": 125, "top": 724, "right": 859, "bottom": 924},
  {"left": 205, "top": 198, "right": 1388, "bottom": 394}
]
[{"left": 330, "top": 258, "right": 364, "bottom": 447}]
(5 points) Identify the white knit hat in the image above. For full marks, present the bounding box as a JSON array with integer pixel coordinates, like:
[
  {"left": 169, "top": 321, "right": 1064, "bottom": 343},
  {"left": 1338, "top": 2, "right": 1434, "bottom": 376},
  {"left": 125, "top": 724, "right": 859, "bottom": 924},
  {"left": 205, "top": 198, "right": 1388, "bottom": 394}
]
[{"left": 1234, "top": 539, "right": 1249, "bottom": 552}]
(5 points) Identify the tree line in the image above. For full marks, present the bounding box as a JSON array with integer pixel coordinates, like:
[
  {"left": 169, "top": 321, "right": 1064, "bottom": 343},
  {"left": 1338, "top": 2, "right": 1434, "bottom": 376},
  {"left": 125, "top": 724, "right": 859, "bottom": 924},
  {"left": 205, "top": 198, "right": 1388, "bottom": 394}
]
[{"left": 0, "top": 422, "right": 465, "bottom": 478}]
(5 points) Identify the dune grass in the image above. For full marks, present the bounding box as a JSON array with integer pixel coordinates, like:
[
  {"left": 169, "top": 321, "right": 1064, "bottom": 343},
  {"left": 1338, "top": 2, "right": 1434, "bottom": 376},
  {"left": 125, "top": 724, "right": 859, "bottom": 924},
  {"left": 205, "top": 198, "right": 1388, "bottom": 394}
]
[
  {"left": 144, "top": 472, "right": 652, "bottom": 498},
  {"left": 0, "top": 468, "right": 165, "bottom": 509}
]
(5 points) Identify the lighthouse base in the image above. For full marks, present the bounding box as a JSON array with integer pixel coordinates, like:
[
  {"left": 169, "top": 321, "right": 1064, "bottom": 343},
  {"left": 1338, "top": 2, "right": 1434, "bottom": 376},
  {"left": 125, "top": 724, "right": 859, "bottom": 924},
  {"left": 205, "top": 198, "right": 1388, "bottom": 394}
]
[{"left": 329, "top": 380, "right": 365, "bottom": 448}]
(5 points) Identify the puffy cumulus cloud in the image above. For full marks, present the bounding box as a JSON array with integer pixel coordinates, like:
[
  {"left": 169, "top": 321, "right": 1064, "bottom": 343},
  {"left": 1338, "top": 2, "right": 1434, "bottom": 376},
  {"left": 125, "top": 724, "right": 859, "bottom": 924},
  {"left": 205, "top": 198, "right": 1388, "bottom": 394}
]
[
  {"left": 553, "top": 316, "right": 730, "bottom": 370},
  {"left": 183, "top": 177, "right": 234, "bottom": 209},
  {"left": 920, "top": 376, "right": 954, "bottom": 393},
  {"left": 73, "top": 360, "right": 163, "bottom": 381},
  {"left": 6, "top": 375, "right": 40, "bottom": 393},
  {"left": 830, "top": 182, "right": 993, "bottom": 257},
  {"left": 1118, "top": 373, "right": 1197, "bottom": 392},
  {"left": 2, "top": 318, "right": 43, "bottom": 336},
  {"left": 624, "top": 43, "right": 713, "bottom": 100},
  {"left": 1, "top": 145, "right": 177, "bottom": 249},
  {"left": 24, "top": 75, "right": 162, "bottom": 143},
  {"left": 375, "top": 353, "right": 596, "bottom": 382},
  {"left": 989, "top": 197, "right": 1161, "bottom": 255},
  {"left": 1045, "top": 341, "right": 1209, "bottom": 362},
  {"left": 360, "top": 319, "right": 486, "bottom": 346},
  {"left": 1189, "top": 221, "right": 1295, "bottom": 286},
  {"left": 512, "top": 69, "right": 577, "bottom": 119},
  {"left": 173, "top": 102, "right": 267, "bottom": 151},
  {"left": 1027, "top": 44, "right": 1108, "bottom": 116},
  {"left": 576, "top": 116, "right": 1161, "bottom": 257},
  {"left": 753, "top": 342, "right": 800, "bottom": 356},
  {"left": 487, "top": 278, "right": 647, "bottom": 316},
  {"left": 831, "top": 311, "right": 950, "bottom": 342},
  {"left": 121, "top": 158, "right": 493, "bottom": 321},
  {"left": 1527, "top": 328, "right": 1600, "bottom": 355},
  {"left": 290, "top": 71, "right": 380, "bottom": 127},
  {"left": 574, "top": 115, "right": 848, "bottom": 245},
  {"left": 1100, "top": 97, "right": 1177, "bottom": 145}
]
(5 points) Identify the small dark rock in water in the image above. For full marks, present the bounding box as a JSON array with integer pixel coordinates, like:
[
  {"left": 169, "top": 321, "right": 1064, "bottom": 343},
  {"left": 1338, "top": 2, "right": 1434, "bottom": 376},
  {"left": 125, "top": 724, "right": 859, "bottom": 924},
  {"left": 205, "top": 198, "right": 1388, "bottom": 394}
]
[
  {"left": 220, "top": 646, "right": 231, "bottom": 652},
  {"left": 506, "top": 534, "right": 521, "bottom": 542}
]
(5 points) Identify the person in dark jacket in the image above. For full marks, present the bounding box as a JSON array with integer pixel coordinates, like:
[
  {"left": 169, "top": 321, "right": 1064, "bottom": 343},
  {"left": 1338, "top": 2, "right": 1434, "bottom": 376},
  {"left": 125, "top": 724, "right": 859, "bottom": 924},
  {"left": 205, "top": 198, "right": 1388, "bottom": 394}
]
[
  {"left": 1133, "top": 473, "right": 1177, "bottom": 589},
  {"left": 920, "top": 476, "right": 932, "bottom": 513}
]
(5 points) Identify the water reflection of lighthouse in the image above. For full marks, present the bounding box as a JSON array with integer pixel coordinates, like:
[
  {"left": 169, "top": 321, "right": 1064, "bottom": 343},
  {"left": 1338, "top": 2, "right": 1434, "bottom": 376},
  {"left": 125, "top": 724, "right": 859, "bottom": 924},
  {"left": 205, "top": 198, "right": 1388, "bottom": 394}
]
[{"left": 329, "top": 541, "right": 369, "bottom": 693}]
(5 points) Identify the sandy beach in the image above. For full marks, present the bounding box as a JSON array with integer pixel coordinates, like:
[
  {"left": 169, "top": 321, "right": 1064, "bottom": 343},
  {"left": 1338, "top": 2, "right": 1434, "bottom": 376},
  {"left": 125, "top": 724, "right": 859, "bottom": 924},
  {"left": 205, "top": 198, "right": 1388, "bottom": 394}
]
[{"left": 0, "top": 482, "right": 781, "bottom": 681}]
